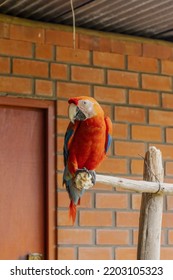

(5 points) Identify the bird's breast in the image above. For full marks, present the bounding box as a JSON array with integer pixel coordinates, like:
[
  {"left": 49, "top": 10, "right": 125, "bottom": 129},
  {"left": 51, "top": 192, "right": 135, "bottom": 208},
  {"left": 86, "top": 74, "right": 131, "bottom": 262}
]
[{"left": 71, "top": 120, "right": 106, "bottom": 170}]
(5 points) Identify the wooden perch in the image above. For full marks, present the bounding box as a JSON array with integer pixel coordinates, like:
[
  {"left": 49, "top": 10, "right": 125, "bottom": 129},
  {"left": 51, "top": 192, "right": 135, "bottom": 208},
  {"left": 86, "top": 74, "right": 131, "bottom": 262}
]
[
  {"left": 96, "top": 173, "right": 173, "bottom": 194},
  {"left": 137, "top": 146, "right": 164, "bottom": 260},
  {"left": 96, "top": 146, "right": 171, "bottom": 260}
]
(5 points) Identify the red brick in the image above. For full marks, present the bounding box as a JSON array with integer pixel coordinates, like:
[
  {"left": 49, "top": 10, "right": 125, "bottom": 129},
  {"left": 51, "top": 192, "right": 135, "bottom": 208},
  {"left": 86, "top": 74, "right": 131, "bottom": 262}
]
[
  {"left": 143, "top": 43, "right": 173, "bottom": 59},
  {"left": 115, "top": 106, "right": 146, "bottom": 123},
  {"left": 129, "top": 90, "right": 160, "bottom": 107},
  {"left": 51, "top": 63, "right": 68, "bottom": 80},
  {"left": 79, "top": 34, "right": 96, "bottom": 50},
  {"left": 168, "top": 230, "right": 173, "bottom": 244},
  {"left": 71, "top": 66, "right": 104, "bottom": 84},
  {"left": 13, "top": 58, "right": 48, "bottom": 77},
  {"left": 162, "top": 60, "right": 173, "bottom": 75},
  {"left": 46, "top": 29, "right": 75, "bottom": 47},
  {"left": 131, "top": 125, "right": 162, "bottom": 141},
  {"left": 97, "top": 229, "right": 129, "bottom": 245},
  {"left": 98, "top": 37, "right": 112, "bottom": 52},
  {"left": 115, "top": 141, "right": 145, "bottom": 157},
  {"left": 93, "top": 51, "right": 125, "bottom": 68},
  {"left": 161, "top": 231, "right": 167, "bottom": 246},
  {"left": 0, "top": 76, "right": 32, "bottom": 94},
  {"left": 57, "top": 136, "right": 64, "bottom": 154},
  {"left": 57, "top": 174, "right": 64, "bottom": 189},
  {"left": 57, "top": 191, "right": 69, "bottom": 208},
  {"left": 151, "top": 144, "right": 173, "bottom": 160},
  {"left": 10, "top": 24, "right": 44, "bottom": 43},
  {"left": 164, "top": 178, "right": 173, "bottom": 183},
  {"left": 142, "top": 74, "right": 172, "bottom": 91},
  {"left": 80, "top": 210, "right": 112, "bottom": 227},
  {"left": 131, "top": 160, "right": 144, "bottom": 176},
  {"left": 57, "top": 100, "right": 68, "bottom": 116},
  {"left": 57, "top": 210, "right": 73, "bottom": 226},
  {"left": 108, "top": 70, "right": 139, "bottom": 88},
  {"left": 166, "top": 128, "right": 173, "bottom": 143},
  {"left": 149, "top": 110, "right": 173, "bottom": 126},
  {"left": 94, "top": 86, "right": 126, "bottom": 103},
  {"left": 162, "top": 213, "right": 173, "bottom": 228},
  {"left": 57, "top": 247, "right": 76, "bottom": 260},
  {"left": 57, "top": 154, "right": 64, "bottom": 171},
  {"left": 79, "top": 34, "right": 111, "bottom": 52},
  {"left": 35, "top": 44, "right": 53, "bottom": 60},
  {"left": 100, "top": 104, "right": 112, "bottom": 119},
  {"left": 0, "top": 38, "right": 32, "bottom": 57},
  {"left": 133, "top": 229, "right": 139, "bottom": 245},
  {"left": 78, "top": 192, "right": 93, "bottom": 209},
  {"left": 115, "top": 247, "right": 136, "bottom": 260},
  {"left": 165, "top": 162, "right": 173, "bottom": 176},
  {"left": 132, "top": 194, "right": 142, "bottom": 210},
  {"left": 0, "top": 22, "right": 9, "bottom": 38},
  {"left": 111, "top": 40, "right": 142, "bottom": 56},
  {"left": 167, "top": 196, "right": 173, "bottom": 211},
  {"left": 97, "top": 157, "right": 127, "bottom": 174},
  {"left": 57, "top": 173, "right": 63, "bottom": 189},
  {"left": 57, "top": 191, "right": 92, "bottom": 209},
  {"left": 160, "top": 247, "right": 173, "bottom": 260},
  {"left": 162, "top": 93, "right": 173, "bottom": 109},
  {"left": 128, "top": 56, "right": 158, "bottom": 73},
  {"left": 0, "top": 57, "right": 10, "bottom": 73},
  {"left": 96, "top": 193, "right": 128, "bottom": 209},
  {"left": 78, "top": 247, "right": 112, "bottom": 260},
  {"left": 57, "top": 47, "right": 90, "bottom": 64},
  {"left": 116, "top": 212, "right": 140, "bottom": 227},
  {"left": 56, "top": 136, "right": 64, "bottom": 153},
  {"left": 57, "top": 118, "right": 69, "bottom": 134},
  {"left": 35, "top": 79, "right": 53, "bottom": 96},
  {"left": 58, "top": 229, "right": 93, "bottom": 244},
  {"left": 57, "top": 82, "right": 90, "bottom": 98},
  {"left": 112, "top": 123, "right": 128, "bottom": 139}
]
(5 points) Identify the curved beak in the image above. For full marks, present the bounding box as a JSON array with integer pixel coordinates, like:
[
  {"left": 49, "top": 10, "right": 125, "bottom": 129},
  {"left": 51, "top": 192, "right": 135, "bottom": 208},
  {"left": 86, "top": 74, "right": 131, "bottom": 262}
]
[
  {"left": 68, "top": 103, "right": 87, "bottom": 123},
  {"left": 68, "top": 103, "right": 77, "bottom": 124}
]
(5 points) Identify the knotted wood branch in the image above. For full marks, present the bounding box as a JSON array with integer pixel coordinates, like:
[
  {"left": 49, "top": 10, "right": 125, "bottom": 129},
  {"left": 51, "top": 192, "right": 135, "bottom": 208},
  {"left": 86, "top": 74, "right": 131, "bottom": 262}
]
[
  {"left": 96, "top": 174, "right": 173, "bottom": 194},
  {"left": 137, "top": 146, "right": 164, "bottom": 260}
]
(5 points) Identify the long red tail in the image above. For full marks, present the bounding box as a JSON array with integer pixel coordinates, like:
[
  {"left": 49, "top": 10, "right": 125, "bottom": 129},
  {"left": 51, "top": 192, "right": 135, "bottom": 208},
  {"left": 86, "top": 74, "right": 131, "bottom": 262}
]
[
  {"left": 69, "top": 201, "right": 77, "bottom": 224},
  {"left": 69, "top": 199, "right": 81, "bottom": 224}
]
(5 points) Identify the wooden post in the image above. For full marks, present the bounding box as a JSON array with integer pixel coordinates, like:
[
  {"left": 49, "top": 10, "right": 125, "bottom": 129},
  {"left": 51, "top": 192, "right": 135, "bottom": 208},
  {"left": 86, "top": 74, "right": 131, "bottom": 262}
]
[{"left": 137, "top": 146, "right": 164, "bottom": 260}]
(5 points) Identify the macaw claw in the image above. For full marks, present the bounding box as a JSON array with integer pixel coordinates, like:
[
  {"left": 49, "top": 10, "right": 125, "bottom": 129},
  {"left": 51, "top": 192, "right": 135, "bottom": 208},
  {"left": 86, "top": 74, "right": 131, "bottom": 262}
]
[{"left": 75, "top": 168, "right": 96, "bottom": 185}]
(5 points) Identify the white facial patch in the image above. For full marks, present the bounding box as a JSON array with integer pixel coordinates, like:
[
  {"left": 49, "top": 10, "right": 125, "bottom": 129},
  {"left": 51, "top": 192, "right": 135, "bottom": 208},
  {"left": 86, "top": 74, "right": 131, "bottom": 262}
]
[
  {"left": 78, "top": 100, "right": 95, "bottom": 119},
  {"left": 68, "top": 103, "right": 77, "bottom": 123}
]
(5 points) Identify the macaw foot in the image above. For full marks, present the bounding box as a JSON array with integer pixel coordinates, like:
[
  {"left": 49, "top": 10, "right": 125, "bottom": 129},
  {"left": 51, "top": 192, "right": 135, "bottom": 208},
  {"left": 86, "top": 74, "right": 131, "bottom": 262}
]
[
  {"left": 75, "top": 168, "right": 96, "bottom": 190},
  {"left": 76, "top": 168, "right": 96, "bottom": 184}
]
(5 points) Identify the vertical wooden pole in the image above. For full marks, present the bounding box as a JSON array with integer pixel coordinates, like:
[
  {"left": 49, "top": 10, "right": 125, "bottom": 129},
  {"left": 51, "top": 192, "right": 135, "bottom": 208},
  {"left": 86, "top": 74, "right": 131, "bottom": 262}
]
[{"left": 137, "top": 146, "right": 164, "bottom": 260}]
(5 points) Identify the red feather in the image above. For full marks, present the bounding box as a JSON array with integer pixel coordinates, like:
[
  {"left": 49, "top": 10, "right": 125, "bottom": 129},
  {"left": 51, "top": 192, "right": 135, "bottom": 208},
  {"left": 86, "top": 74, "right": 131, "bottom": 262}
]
[
  {"left": 64, "top": 96, "right": 112, "bottom": 224},
  {"left": 69, "top": 201, "right": 76, "bottom": 224}
]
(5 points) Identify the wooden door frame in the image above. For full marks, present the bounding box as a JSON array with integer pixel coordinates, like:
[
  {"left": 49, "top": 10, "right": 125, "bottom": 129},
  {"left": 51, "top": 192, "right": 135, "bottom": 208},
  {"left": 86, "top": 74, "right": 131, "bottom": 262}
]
[{"left": 0, "top": 96, "right": 56, "bottom": 260}]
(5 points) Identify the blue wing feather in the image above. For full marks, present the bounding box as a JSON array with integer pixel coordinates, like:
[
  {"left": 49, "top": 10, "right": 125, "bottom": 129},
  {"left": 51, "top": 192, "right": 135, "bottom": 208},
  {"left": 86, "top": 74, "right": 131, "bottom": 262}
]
[
  {"left": 105, "top": 134, "right": 112, "bottom": 153},
  {"left": 63, "top": 122, "right": 83, "bottom": 205},
  {"left": 63, "top": 128, "right": 74, "bottom": 166},
  {"left": 104, "top": 116, "right": 112, "bottom": 153}
]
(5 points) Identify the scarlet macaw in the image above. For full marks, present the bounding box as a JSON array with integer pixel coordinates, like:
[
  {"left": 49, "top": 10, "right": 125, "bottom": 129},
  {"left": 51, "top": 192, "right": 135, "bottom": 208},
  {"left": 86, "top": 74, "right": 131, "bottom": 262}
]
[{"left": 63, "top": 96, "right": 112, "bottom": 223}]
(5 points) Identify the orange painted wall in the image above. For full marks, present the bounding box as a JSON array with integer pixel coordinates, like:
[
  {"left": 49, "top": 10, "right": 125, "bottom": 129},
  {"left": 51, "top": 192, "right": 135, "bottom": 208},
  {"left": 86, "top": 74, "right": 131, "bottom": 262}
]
[{"left": 1, "top": 14, "right": 173, "bottom": 260}]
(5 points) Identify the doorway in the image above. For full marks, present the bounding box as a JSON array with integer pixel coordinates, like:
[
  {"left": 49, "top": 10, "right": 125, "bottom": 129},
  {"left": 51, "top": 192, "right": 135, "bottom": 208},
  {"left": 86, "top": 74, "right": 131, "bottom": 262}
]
[{"left": 0, "top": 97, "right": 55, "bottom": 260}]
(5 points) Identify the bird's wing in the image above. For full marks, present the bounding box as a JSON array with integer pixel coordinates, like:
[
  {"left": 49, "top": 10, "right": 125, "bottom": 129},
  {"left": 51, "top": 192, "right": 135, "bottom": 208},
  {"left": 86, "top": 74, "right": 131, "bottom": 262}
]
[
  {"left": 104, "top": 116, "right": 112, "bottom": 153},
  {"left": 63, "top": 121, "right": 80, "bottom": 167}
]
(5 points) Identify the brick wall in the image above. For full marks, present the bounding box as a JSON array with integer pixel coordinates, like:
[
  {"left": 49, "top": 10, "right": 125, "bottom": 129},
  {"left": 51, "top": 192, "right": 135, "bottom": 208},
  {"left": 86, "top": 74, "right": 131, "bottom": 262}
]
[{"left": 1, "top": 14, "right": 173, "bottom": 260}]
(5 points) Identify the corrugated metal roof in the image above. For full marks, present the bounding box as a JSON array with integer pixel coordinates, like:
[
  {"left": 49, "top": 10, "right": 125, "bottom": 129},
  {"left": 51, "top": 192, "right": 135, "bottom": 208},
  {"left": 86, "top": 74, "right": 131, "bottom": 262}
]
[{"left": 1, "top": 0, "right": 173, "bottom": 42}]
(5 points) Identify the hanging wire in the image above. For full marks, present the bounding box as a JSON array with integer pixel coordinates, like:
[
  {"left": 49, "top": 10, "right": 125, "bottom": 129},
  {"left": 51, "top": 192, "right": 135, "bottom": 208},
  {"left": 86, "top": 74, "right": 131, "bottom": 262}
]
[{"left": 70, "top": 0, "right": 76, "bottom": 49}]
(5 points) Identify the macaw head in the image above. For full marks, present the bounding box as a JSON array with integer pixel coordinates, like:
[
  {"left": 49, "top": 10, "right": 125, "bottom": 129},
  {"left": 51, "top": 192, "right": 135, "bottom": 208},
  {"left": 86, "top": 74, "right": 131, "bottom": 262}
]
[{"left": 68, "top": 96, "right": 104, "bottom": 123}]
